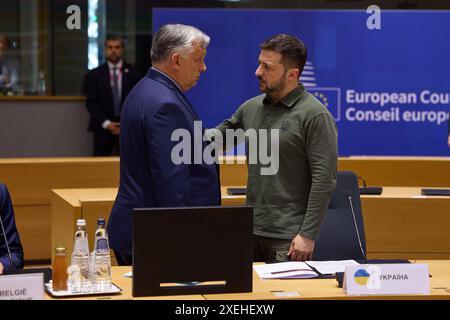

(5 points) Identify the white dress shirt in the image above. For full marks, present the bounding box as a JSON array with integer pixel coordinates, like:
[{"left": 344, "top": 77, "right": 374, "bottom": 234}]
[{"left": 102, "top": 60, "right": 123, "bottom": 129}]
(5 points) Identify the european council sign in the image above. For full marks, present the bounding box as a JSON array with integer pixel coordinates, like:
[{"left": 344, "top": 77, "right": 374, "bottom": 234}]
[{"left": 153, "top": 9, "right": 450, "bottom": 156}]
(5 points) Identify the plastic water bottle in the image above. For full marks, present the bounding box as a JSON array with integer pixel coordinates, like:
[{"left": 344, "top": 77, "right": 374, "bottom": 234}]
[
  {"left": 70, "top": 219, "right": 91, "bottom": 293},
  {"left": 37, "top": 70, "right": 46, "bottom": 96},
  {"left": 91, "top": 218, "right": 112, "bottom": 292}
]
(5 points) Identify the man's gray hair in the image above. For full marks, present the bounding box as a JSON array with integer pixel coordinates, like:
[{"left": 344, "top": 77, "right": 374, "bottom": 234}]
[{"left": 151, "top": 24, "right": 210, "bottom": 63}]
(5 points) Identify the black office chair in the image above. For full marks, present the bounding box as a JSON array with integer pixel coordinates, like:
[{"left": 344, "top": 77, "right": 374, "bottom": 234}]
[{"left": 312, "top": 171, "right": 367, "bottom": 261}]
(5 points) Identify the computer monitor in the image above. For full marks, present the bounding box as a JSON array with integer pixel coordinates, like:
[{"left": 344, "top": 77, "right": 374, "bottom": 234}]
[
  {"left": 421, "top": 188, "right": 450, "bottom": 196},
  {"left": 132, "top": 206, "right": 253, "bottom": 297}
]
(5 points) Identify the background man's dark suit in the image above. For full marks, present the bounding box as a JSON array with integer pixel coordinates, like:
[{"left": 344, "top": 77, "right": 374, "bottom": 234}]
[{"left": 83, "top": 62, "right": 140, "bottom": 156}]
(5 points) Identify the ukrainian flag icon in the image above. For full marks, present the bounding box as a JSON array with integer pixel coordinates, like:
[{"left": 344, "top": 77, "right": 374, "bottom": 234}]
[{"left": 354, "top": 269, "right": 370, "bottom": 286}]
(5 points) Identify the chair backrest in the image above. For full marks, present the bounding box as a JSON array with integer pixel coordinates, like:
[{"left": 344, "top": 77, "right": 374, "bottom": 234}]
[{"left": 312, "top": 171, "right": 367, "bottom": 261}]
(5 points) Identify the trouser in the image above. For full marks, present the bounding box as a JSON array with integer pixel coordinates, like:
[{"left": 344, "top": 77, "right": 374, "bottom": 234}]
[
  {"left": 253, "top": 234, "right": 292, "bottom": 263},
  {"left": 114, "top": 250, "right": 132, "bottom": 266},
  {"left": 93, "top": 131, "right": 120, "bottom": 156}
]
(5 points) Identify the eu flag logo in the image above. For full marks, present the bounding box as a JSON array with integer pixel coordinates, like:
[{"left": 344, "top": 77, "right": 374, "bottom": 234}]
[{"left": 308, "top": 87, "right": 341, "bottom": 121}]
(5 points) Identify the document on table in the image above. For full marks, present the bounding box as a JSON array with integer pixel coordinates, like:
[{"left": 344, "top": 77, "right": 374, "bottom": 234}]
[
  {"left": 305, "top": 260, "right": 359, "bottom": 275},
  {"left": 253, "top": 262, "right": 318, "bottom": 279}
]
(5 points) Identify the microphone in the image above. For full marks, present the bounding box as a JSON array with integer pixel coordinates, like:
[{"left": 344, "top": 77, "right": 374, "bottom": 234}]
[
  {"left": 0, "top": 211, "right": 14, "bottom": 270},
  {"left": 345, "top": 191, "right": 366, "bottom": 260},
  {"left": 357, "top": 176, "right": 382, "bottom": 195},
  {"left": 357, "top": 176, "right": 367, "bottom": 187}
]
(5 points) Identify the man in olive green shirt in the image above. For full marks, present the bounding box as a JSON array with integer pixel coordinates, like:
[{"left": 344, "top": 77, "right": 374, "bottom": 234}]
[{"left": 214, "top": 34, "right": 338, "bottom": 262}]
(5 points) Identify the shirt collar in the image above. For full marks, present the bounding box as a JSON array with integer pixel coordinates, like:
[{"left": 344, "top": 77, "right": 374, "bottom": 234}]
[
  {"left": 263, "top": 83, "right": 305, "bottom": 108},
  {"left": 107, "top": 60, "right": 123, "bottom": 70},
  {"left": 151, "top": 67, "right": 182, "bottom": 91}
]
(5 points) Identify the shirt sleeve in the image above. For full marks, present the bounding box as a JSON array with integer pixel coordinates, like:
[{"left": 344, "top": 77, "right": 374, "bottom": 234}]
[
  {"left": 215, "top": 104, "right": 244, "bottom": 134},
  {"left": 209, "top": 104, "right": 246, "bottom": 151},
  {"left": 299, "top": 112, "right": 338, "bottom": 240},
  {"left": 102, "top": 120, "right": 111, "bottom": 129}
]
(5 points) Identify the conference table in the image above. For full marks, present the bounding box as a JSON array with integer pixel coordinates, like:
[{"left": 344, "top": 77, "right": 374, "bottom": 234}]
[
  {"left": 50, "top": 186, "right": 450, "bottom": 263},
  {"left": 2, "top": 156, "right": 448, "bottom": 262},
  {"left": 45, "top": 260, "right": 450, "bottom": 300}
]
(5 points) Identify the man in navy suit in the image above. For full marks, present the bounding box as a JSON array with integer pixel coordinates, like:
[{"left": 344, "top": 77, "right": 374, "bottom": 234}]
[
  {"left": 0, "top": 183, "right": 24, "bottom": 274},
  {"left": 83, "top": 35, "right": 141, "bottom": 156},
  {"left": 107, "top": 24, "right": 221, "bottom": 265}
]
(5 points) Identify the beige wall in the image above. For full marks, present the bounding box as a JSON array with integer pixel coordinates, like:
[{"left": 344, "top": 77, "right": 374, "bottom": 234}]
[{"left": 0, "top": 98, "right": 92, "bottom": 157}]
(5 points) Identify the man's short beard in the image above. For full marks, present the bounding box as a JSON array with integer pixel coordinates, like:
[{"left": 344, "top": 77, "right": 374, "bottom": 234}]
[{"left": 260, "top": 71, "right": 287, "bottom": 96}]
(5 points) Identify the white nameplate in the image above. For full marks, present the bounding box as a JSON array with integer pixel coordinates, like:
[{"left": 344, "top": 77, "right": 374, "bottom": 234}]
[
  {"left": 344, "top": 264, "right": 430, "bottom": 296},
  {"left": 0, "top": 273, "right": 44, "bottom": 300}
]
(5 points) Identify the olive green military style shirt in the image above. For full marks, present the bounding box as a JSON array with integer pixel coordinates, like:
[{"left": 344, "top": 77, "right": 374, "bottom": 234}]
[{"left": 216, "top": 84, "right": 338, "bottom": 240}]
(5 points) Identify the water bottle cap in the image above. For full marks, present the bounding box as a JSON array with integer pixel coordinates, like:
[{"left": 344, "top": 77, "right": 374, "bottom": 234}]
[
  {"left": 76, "top": 219, "right": 86, "bottom": 226},
  {"left": 97, "top": 218, "right": 106, "bottom": 226},
  {"left": 55, "top": 247, "right": 66, "bottom": 254}
]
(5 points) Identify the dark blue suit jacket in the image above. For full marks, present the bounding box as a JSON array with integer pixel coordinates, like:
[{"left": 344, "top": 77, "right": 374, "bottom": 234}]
[
  {"left": 107, "top": 68, "right": 221, "bottom": 255},
  {"left": 0, "top": 183, "right": 24, "bottom": 272}
]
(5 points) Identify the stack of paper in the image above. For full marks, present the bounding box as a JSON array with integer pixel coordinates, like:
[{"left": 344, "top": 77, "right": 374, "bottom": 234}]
[{"left": 253, "top": 262, "right": 318, "bottom": 279}]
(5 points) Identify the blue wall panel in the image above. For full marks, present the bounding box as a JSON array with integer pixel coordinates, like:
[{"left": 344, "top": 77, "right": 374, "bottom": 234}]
[{"left": 153, "top": 9, "right": 450, "bottom": 156}]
